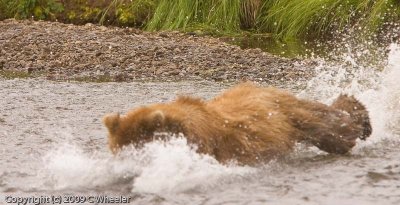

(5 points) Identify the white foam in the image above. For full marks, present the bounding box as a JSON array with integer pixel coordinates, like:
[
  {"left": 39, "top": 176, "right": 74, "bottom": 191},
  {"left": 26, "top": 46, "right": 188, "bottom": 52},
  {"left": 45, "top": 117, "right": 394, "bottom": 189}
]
[
  {"left": 300, "top": 43, "right": 400, "bottom": 146},
  {"left": 132, "top": 137, "right": 254, "bottom": 193},
  {"left": 42, "top": 143, "right": 138, "bottom": 190},
  {"left": 41, "top": 137, "right": 255, "bottom": 194},
  {"left": 382, "top": 44, "right": 400, "bottom": 135}
]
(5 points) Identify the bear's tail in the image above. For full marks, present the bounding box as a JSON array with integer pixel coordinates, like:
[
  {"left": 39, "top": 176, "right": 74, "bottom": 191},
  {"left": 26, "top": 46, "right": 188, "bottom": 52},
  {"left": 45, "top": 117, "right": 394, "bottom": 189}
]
[{"left": 330, "top": 94, "right": 372, "bottom": 140}]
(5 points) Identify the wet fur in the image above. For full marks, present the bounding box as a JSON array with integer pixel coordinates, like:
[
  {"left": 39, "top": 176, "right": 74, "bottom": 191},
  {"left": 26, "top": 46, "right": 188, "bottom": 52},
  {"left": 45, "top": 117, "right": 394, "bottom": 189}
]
[{"left": 103, "top": 82, "right": 372, "bottom": 165}]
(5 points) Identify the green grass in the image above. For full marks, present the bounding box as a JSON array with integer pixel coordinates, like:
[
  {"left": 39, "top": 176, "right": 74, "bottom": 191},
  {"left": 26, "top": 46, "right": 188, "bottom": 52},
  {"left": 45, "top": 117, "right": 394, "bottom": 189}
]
[
  {"left": 145, "top": 0, "right": 251, "bottom": 34},
  {"left": 0, "top": 0, "right": 399, "bottom": 40},
  {"left": 257, "top": 0, "right": 399, "bottom": 40},
  {"left": 100, "top": 0, "right": 158, "bottom": 26},
  {"left": 145, "top": 0, "right": 400, "bottom": 38},
  {"left": 0, "top": 0, "right": 63, "bottom": 20}
]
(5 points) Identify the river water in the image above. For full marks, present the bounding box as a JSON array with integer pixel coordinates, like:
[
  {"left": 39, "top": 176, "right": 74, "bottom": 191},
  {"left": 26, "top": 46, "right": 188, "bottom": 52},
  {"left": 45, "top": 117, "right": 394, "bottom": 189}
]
[{"left": 0, "top": 43, "right": 399, "bottom": 205}]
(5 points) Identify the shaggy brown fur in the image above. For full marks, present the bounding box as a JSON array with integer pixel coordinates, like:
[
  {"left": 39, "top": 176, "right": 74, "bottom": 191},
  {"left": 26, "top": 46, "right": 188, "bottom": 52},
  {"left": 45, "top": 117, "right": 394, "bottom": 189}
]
[{"left": 103, "top": 82, "right": 372, "bottom": 165}]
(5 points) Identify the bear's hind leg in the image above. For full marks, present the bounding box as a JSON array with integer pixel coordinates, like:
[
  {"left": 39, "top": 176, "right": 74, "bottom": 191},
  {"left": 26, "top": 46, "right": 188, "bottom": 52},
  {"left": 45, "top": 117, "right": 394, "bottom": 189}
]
[
  {"left": 299, "top": 95, "right": 372, "bottom": 154},
  {"left": 301, "top": 119, "right": 360, "bottom": 154},
  {"left": 330, "top": 94, "right": 372, "bottom": 140},
  {"left": 307, "top": 129, "right": 358, "bottom": 154}
]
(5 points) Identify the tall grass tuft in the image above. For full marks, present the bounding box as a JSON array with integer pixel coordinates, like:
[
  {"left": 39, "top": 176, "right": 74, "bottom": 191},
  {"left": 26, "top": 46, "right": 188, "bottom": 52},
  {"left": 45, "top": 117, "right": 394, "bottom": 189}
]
[
  {"left": 100, "top": 0, "right": 158, "bottom": 27},
  {"left": 145, "top": 0, "right": 243, "bottom": 34},
  {"left": 145, "top": 0, "right": 198, "bottom": 31},
  {"left": 256, "top": 0, "right": 400, "bottom": 40},
  {"left": 240, "top": 0, "right": 262, "bottom": 29},
  {"left": 144, "top": 0, "right": 399, "bottom": 38}
]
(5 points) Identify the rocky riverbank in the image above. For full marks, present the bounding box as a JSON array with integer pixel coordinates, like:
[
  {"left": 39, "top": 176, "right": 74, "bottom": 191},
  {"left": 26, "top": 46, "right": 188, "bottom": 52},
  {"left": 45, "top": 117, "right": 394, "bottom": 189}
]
[{"left": 0, "top": 19, "right": 315, "bottom": 83}]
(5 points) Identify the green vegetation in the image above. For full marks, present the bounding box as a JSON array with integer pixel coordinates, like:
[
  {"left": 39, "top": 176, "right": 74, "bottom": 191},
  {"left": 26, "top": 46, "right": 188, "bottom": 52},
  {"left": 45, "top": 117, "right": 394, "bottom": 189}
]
[
  {"left": 0, "top": 0, "right": 399, "bottom": 40},
  {"left": 257, "top": 0, "right": 400, "bottom": 40},
  {"left": 0, "top": 70, "right": 34, "bottom": 79},
  {"left": 110, "top": 0, "right": 158, "bottom": 26},
  {"left": 0, "top": 0, "right": 63, "bottom": 20},
  {"left": 146, "top": 0, "right": 243, "bottom": 34}
]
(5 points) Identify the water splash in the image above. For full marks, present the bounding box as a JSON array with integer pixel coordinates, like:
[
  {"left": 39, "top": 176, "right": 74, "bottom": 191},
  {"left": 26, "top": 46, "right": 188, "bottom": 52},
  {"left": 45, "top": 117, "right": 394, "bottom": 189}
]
[
  {"left": 41, "top": 137, "right": 255, "bottom": 194},
  {"left": 133, "top": 137, "right": 255, "bottom": 193},
  {"left": 42, "top": 143, "right": 137, "bottom": 191},
  {"left": 383, "top": 44, "right": 400, "bottom": 135},
  {"left": 300, "top": 43, "right": 400, "bottom": 146}
]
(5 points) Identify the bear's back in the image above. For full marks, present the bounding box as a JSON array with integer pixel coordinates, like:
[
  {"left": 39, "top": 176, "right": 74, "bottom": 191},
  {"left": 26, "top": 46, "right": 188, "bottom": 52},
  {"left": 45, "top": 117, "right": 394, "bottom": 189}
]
[
  {"left": 204, "top": 83, "right": 300, "bottom": 162},
  {"left": 207, "top": 83, "right": 296, "bottom": 120}
]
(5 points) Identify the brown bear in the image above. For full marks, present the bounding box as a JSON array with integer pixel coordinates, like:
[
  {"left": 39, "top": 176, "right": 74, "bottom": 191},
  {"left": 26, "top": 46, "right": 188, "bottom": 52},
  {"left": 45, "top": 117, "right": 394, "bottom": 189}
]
[{"left": 103, "top": 82, "right": 371, "bottom": 165}]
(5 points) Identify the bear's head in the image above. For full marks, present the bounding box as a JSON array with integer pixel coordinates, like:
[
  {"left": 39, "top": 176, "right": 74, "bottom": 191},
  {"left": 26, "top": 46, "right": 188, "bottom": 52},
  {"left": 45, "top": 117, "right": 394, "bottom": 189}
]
[{"left": 103, "top": 106, "right": 186, "bottom": 154}]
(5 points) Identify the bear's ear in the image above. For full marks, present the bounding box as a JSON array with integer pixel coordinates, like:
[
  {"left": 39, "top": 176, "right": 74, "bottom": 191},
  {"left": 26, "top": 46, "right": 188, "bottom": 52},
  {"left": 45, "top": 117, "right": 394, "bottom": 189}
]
[
  {"left": 103, "top": 113, "right": 120, "bottom": 133},
  {"left": 149, "top": 110, "right": 165, "bottom": 127}
]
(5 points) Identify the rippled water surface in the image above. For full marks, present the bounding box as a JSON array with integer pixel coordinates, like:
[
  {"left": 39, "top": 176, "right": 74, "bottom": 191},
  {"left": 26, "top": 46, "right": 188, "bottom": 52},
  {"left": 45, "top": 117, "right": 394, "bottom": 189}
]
[{"left": 1, "top": 44, "right": 400, "bottom": 205}]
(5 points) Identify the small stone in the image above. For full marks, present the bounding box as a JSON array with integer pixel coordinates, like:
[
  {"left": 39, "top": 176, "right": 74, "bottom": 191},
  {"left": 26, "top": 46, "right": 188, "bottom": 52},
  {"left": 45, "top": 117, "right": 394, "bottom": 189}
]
[
  {"left": 27, "top": 67, "right": 34, "bottom": 73},
  {"left": 159, "top": 32, "right": 169, "bottom": 38}
]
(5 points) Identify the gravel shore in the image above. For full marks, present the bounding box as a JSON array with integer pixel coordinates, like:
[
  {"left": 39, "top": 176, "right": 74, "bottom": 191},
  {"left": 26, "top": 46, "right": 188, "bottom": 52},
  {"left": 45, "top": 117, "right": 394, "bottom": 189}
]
[{"left": 0, "top": 19, "right": 315, "bottom": 83}]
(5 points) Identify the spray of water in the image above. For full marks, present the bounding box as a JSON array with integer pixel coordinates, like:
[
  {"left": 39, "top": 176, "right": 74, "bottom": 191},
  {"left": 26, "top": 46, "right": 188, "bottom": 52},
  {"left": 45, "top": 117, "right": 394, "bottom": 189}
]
[
  {"left": 300, "top": 43, "right": 400, "bottom": 146},
  {"left": 41, "top": 137, "right": 255, "bottom": 194},
  {"left": 39, "top": 43, "right": 399, "bottom": 195}
]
